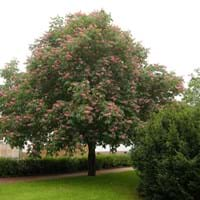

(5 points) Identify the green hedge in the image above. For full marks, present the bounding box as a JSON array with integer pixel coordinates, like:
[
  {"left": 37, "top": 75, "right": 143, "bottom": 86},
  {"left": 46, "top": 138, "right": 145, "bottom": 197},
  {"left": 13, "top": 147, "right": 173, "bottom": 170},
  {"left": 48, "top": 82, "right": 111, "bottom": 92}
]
[
  {"left": 0, "top": 154, "right": 131, "bottom": 177},
  {"left": 132, "top": 104, "right": 200, "bottom": 200}
]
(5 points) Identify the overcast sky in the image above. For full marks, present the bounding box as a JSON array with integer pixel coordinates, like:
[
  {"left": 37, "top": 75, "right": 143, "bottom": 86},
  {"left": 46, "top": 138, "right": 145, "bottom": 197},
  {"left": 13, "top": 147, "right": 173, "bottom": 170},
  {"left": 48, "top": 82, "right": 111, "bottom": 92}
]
[{"left": 0, "top": 0, "right": 200, "bottom": 83}]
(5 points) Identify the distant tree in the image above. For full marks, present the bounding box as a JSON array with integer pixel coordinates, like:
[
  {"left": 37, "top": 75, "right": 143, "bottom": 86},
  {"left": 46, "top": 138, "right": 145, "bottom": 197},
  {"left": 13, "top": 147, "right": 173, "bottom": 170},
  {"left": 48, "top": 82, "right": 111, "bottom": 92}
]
[
  {"left": 0, "top": 59, "right": 19, "bottom": 89},
  {"left": 184, "top": 68, "right": 200, "bottom": 105},
  {"left": 0, "top": 10, "right": 183, "bottom": 176},
  {"left": 0, "top": 60, "right": 41, "bottom": 150},
  {"left": 136, "top": 64, "right": 183, "bottom": 120}
]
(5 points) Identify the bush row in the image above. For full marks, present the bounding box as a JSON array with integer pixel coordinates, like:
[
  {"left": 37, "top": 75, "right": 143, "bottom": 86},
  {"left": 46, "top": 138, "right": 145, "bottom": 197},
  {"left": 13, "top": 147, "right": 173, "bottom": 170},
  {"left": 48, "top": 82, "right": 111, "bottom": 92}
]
[{"left": 0, "top": 154, "right": 131, "bottom": 177}]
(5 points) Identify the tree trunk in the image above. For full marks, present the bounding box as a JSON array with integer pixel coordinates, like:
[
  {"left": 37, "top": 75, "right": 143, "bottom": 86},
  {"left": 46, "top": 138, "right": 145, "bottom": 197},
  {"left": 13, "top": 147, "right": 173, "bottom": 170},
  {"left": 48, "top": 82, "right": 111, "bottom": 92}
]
[{"left": 88, "top": 142, "right": 96, "bottom": 176}]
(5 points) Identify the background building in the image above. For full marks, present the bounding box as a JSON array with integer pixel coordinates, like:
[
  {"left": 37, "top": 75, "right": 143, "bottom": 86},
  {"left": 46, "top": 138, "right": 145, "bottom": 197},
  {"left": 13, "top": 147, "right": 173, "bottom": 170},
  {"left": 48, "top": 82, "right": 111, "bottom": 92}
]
[{"left": 0, "top": 140, "right": 21, "bottom": 158}]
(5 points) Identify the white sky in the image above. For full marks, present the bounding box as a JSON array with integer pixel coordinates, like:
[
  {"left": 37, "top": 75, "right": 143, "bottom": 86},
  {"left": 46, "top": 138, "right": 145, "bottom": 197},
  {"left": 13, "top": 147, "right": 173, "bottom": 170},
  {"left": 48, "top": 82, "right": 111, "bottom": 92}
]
[{"left": 1, "top": 0, "right": 200, "bottom": 83}]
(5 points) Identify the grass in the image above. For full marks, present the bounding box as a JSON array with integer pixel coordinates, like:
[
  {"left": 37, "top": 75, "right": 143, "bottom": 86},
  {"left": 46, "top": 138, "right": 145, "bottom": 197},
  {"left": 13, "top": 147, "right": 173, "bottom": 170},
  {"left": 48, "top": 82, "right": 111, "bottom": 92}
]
[{"left": 0, "top": 171, "right": 141, "bottom": 200}]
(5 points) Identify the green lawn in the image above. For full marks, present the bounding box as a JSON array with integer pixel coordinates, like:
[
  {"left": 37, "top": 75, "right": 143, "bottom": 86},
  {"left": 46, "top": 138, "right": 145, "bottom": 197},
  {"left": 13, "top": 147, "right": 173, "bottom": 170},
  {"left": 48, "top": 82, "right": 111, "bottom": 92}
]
[{"left": 0, "top": 171, "right": 141, "bottom": 200}]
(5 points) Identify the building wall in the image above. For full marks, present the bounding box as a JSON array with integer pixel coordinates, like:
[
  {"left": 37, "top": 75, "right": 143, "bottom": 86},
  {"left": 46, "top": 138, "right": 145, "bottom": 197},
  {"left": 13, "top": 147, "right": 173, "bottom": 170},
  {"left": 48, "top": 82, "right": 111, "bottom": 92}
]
[{"left": 0, "top": 141, "right": 20, "bottom": 158}]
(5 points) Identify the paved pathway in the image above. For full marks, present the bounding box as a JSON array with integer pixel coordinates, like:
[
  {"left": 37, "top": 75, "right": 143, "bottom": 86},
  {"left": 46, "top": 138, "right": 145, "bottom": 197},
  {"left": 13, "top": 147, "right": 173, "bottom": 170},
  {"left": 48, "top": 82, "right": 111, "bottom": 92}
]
[{"left": 0, "top": 167, "right": 133, "bottom": 184}]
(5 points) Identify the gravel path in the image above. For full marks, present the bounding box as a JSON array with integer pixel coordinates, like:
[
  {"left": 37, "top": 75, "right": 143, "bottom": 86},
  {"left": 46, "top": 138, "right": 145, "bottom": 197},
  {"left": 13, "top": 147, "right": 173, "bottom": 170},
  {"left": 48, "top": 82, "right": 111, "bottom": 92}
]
[{"left": 0, "top": 167, "right": 133, "bottom": 184}]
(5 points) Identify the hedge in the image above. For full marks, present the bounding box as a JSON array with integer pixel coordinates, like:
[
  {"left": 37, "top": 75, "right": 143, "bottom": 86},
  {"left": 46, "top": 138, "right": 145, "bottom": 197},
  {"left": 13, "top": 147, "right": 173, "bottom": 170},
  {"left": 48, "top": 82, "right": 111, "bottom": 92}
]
[
  {"left": 0, "top": 154, "right": 131, "bottom": 177},
  {"left": 132, "top": 103, "right": 200, "bottom": 200}
]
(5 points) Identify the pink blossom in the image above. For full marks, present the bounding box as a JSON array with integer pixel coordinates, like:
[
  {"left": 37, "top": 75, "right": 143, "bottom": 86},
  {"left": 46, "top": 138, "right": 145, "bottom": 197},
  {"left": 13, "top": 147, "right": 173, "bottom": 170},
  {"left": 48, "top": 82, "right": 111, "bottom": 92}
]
[
  {"left": 64, "top": 112, "right": 70, "bottom": 117},
  {"left": 66, "top": 52, "right": 72, "bottom": 61},
  {"left": 120, "top": 134, "right": 126, "bottom": 139},
  {"left": 0, "top": 91, "right": 4, "bottom": 97},
  {"left": 110, "top": 56, "right": 119, "bottom": 63},
  {"left": 126, "top": 120, "right": 132, "bottom": 124},
  {"left": 103, "top": 112, "right": 112, "bottom": 117},
  {"left": 85, "top": 106, "right": 93, "bottom": 111},
  {"left": 80, "top": 93, "right": 87, "bottom": 98},
  {"left": 84, "top": 110, "right": 91, "bottom": 114},
  {"left": 66, "top": 35, "right": 73, "bottom": 43},
  {"left": 63, "top": 73, "right": 70, "bottom": 79}
]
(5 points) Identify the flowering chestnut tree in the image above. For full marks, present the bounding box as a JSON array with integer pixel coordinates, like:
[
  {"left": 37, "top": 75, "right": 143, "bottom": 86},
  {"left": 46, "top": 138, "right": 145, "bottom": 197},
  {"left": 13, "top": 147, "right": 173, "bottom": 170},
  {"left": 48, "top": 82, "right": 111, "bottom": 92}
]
[{"left": 0, "top": 11, "right": 183, "bottom": 176}]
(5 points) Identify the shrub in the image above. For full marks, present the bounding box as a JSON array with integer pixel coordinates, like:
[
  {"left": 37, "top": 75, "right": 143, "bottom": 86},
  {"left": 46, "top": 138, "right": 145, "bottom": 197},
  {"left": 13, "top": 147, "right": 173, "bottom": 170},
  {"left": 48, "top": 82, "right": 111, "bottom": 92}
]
[
  {"left": 0, "top": 154, "right": 131, "bottom": 177},
  {"left": 131, "top": 103, "right": 200, "bottom": 200}
]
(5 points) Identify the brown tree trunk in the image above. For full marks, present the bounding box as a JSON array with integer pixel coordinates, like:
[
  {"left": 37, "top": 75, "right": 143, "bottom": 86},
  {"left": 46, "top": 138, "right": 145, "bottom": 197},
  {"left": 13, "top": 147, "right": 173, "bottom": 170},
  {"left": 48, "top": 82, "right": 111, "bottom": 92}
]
[{"left": 88, "top": 142, "right": 96, "bottom": 176}]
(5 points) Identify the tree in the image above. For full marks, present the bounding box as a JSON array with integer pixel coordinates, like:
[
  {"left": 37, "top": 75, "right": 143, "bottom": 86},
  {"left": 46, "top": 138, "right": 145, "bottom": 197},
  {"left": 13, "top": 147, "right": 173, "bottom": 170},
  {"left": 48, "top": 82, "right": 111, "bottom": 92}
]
[
  {"left": 184, "top": 68, "right": 200, "bottom": 105},
  {"left": 136, "top": 64, "right": 183, "bottom": 120},
  {"left": 0, "top": 60, "right": 43, "bottom": 152},
  {"left": 0, "top": 59, "right": 19, "bottom": 89},
  {"left": 131, "top": 103, "right": 200, "bottom": 200},
  {"left": 0, "top": 10, "right": 183, "bottom": 176}
]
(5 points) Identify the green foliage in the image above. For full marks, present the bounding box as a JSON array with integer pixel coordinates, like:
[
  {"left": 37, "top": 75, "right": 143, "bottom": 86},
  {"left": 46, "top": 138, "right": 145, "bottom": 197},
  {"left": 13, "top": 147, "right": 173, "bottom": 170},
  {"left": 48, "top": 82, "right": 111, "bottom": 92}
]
[
  {"left": 184, "top": 68, "right": 200, "bottom": 105},
  {"left": 131, "top": 103, "right": 200, "bottom": 200},
  {"left": 136, "top": 64, "right": 183, "bottom": 120},
  {"left": 0, "top": 59, "right": 19, "bottom": 89},
  {"left": 0, "top": 154, "right": 131, "bottom": 177}
]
